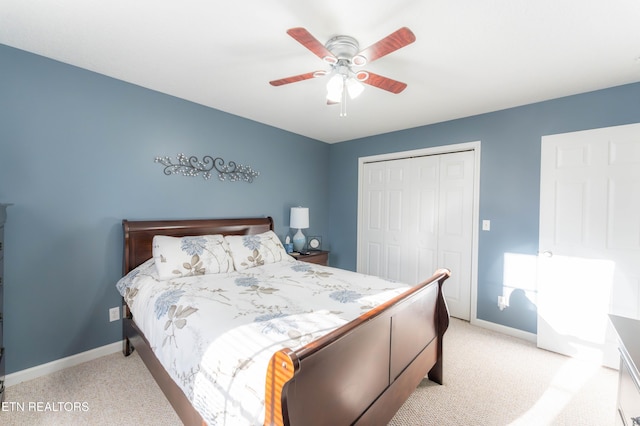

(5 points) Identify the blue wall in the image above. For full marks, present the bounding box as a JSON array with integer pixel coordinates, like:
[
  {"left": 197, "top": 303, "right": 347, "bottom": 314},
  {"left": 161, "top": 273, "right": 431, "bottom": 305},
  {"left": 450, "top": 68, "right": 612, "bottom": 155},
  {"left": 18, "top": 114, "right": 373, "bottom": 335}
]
[
  {"left": 2, "top": 41, "right": 639, "bottom": 374},
  {"left": 0, "top": 44, "right": 329, "bottom": 373},
  {"left": 327, "top": 82, "right": 640, "bottom": 334}
]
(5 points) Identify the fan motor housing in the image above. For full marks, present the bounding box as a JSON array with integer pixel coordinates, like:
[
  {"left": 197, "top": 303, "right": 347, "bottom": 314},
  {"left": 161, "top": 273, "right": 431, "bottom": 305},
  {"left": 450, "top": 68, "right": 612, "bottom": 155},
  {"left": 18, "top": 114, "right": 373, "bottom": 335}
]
[{"left": 325, "top": 35, "right": 360, "bottom": 61}]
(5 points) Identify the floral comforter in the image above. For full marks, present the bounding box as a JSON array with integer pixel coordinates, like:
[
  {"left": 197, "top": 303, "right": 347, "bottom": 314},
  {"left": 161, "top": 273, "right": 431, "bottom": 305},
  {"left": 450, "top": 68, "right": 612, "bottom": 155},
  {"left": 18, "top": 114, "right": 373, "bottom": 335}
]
[{"left": 116, "top": 257, "right": 409, "bottom": 425}]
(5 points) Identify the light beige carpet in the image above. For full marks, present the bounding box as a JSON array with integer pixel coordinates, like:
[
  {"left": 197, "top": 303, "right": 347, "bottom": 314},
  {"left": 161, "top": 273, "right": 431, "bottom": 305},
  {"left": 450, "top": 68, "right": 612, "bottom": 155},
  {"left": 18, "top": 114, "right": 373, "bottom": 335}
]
[
  {"left": 388, "top": 319, "right": 618, "bottom": 425},
  {"left": 2, "top": 319, "right": 618, "bottom": 425}
]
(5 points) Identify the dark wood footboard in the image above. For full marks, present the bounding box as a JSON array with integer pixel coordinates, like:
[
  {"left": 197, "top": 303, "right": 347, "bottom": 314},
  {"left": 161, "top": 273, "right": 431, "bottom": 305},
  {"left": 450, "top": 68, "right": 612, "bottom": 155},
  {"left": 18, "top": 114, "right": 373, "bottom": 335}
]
[{"left": 265, "top": 268, "right": 450, "bottom": 426}]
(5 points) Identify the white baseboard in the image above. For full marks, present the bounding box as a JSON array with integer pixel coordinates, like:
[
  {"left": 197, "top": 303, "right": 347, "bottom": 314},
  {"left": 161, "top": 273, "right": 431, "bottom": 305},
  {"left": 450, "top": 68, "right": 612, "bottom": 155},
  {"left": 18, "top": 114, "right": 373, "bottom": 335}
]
[
  {"left": 5, "top": 341, "right": 122, "bottom": 387},
  {"left": 471, "top": 317, "right": 537, "bottom": 343}
]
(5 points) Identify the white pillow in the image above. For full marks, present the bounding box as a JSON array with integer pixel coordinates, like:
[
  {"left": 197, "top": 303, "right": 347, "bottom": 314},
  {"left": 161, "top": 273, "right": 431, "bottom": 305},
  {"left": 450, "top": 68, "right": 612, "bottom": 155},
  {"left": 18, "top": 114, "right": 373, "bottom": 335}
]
[
  {"left": 224, "top": 230, "right": 290, "bottom": 271},
  {"left": 152, "top": 234, "right": 234, "bottom": 279}
]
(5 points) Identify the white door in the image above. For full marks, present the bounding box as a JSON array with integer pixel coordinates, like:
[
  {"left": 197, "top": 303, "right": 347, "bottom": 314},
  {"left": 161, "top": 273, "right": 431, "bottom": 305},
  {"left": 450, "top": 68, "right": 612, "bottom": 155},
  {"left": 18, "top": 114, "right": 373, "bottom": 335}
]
[
  {"left": 537, "top": 123, "right": 640, "bottom": 368},
  {"left": 358, "top": 150, "right": 475, "bottom": 320}
]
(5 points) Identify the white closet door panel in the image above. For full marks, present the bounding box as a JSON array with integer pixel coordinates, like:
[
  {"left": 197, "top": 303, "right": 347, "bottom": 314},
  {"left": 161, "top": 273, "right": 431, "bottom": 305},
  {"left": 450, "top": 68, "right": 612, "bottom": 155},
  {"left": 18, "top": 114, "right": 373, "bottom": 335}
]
[
  {"left": 441, "top": 250, "right": 462, "bottom": 300},
  {"left": 418, "top": 188, "right": 438, "bottom": 234},
  {"left": 414, "top": 156, "right": 439, "bottom": 287},
  {"left": 364, "top": 187, "right": 385, "bottom": 277},
  {"left": 418, "top": 160, "right": 439, "bottom": 181},
  {"left": 387, "top": 190, "right": 403, "bottom": 232},
  {"left": 387, "top": 163, "right": 406, "bottom": 183},
  {"left": 442, "top": 187, "right": 465, "bottom": 236},
  {"left": 386, "top": 244, "right": 403, "bottom": 281},
  {"left": 417, "top": 247, "right": 437, "bottom": 283},
  {"left": 366, "top": 242, "right": 383, "bottom": 277},
  {"left": 366, "top": 190, "right": 384, "bottom": 231},
  {"left": 366, "top": 164, "right": 385, "bottom": 184},
  {"left": 437, "top": 151, "right": 474, "bottom": 320},
  {"left": 361, "top": 163, "right": 386, "bottom": 277}
]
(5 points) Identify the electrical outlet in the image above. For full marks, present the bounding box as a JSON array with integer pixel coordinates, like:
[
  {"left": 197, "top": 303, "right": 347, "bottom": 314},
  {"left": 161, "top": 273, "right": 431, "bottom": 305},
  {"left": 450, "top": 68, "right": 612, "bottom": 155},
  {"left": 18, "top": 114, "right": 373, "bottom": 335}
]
[
  {"left": 109, "top": 307, "right": 120, "bottom": 322},
  {"left": 497, "top": 296, "right": 508, "bottom": 311}
]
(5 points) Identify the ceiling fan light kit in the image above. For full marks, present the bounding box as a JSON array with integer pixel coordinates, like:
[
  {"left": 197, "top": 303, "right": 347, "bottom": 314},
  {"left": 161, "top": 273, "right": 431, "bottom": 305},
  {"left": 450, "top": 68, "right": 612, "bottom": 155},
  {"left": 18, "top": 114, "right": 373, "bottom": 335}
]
[
  {"left": 326, "top": 59, "right": 366, "bottom": 116},
  {"left": 270, "top": 27, "right": 415, "bottom": 117}
]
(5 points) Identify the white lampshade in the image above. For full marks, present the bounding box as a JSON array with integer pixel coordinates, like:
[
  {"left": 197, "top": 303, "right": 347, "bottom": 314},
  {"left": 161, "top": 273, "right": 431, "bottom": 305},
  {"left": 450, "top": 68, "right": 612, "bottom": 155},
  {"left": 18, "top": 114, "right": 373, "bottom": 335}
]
[
  {"left": 327, "top": 75, "right": 363, "bottom": 103},
  {"left": 290, "top": 207, "right": 309, "bottom": 229},
  {"left": 346, "top": 78, "right": 364, "bottom": 99},
  {"left": 326, "top": 73, "right": 344, "bottom": 103}
]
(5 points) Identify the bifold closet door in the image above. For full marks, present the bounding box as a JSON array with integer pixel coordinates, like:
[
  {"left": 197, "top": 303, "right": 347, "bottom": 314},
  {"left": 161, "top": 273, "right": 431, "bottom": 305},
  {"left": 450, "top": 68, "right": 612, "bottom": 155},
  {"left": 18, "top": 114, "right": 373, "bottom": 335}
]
[{"left": 359, "top": 151, "right": 474, "bottom": 320}]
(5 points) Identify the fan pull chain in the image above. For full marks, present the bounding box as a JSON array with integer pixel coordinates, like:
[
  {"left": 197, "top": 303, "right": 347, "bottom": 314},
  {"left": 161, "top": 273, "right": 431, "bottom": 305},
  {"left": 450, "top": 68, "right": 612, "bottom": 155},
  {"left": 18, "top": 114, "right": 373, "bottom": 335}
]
[{"left": 340, "top": 75, "right": 348, "bottom": 117}]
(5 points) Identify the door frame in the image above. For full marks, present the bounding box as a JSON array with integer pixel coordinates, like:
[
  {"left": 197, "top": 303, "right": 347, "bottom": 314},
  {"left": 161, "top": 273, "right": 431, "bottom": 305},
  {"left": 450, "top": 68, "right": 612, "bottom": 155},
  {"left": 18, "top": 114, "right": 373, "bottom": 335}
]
[{"left": 356, "top": 141, "right": 481, "bottom": 323}]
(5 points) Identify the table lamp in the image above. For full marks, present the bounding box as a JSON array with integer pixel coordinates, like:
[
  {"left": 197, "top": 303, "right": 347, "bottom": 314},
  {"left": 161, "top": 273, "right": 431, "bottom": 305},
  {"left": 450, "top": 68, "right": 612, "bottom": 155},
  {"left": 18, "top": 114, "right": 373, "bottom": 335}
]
[{"left": 290, "top": 207, "right": 309, "bottom": 252}]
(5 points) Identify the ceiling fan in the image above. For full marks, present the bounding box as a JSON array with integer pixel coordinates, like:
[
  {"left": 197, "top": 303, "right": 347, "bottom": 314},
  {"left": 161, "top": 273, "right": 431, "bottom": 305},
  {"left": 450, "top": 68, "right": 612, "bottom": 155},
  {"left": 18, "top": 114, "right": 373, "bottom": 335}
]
[{"left": 269, "top": 27, "right": 416, "bottom": 116}]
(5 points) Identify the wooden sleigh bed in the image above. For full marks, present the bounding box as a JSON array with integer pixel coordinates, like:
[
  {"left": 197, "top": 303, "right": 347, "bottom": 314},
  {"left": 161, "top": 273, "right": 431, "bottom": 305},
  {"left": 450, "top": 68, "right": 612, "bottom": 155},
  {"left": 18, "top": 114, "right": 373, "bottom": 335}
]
[{"left": 120, "top": 216, "right": 450, "bottom": 425}]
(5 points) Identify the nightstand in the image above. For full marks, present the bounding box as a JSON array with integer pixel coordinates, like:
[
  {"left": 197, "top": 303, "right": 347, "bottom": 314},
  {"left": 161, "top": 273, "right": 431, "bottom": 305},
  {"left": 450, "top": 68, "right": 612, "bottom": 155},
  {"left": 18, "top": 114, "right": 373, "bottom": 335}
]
[{"left": 291, "top": 250, "right": 329, "bottom": 266}]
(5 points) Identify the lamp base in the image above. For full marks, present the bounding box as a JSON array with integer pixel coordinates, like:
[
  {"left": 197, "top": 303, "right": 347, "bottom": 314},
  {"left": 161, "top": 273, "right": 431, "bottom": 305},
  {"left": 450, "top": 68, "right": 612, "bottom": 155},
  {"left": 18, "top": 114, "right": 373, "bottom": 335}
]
[{"left": 292, "top": 229, "right": 306, "bottom": 252}]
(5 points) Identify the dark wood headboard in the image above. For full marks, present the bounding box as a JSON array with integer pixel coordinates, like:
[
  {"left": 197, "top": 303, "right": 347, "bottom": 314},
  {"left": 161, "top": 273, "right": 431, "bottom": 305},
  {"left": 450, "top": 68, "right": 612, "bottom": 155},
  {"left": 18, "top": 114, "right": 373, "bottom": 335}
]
[{"left": 122, "top": 217, "right": 274, "bottom": 275}]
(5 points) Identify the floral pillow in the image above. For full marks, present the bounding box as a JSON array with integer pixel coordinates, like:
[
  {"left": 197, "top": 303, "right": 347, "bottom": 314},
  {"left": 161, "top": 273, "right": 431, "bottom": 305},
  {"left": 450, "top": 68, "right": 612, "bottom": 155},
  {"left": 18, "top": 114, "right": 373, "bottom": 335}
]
[
  {"left": 152, "top": 234, "right": 234, "bottom": 280},
  {"left": 224, "top": 230, "right": 291, "bottom": 271}
]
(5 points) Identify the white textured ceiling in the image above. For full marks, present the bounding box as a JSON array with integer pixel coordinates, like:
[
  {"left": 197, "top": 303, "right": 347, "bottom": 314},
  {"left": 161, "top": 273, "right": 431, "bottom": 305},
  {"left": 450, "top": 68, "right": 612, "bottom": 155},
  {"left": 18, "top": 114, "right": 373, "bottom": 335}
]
[{"left": 2, "top": 0, "right": 640, "bottom": 143}]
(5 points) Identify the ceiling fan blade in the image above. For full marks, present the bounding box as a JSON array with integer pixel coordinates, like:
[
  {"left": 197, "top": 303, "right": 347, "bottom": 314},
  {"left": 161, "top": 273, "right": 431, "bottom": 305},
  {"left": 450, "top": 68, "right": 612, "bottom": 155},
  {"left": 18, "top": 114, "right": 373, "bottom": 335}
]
[
  {"left": 269, "top": 71, "right": 324, "bottom": 87},
  {"left": 353, "top": 27, "right": 416, "bottom": 66},
  {"left": 286, "top": 27, "right": 337, "bottom": 63},
  {"left": 359, "top": 71, "right": 407, "bottom": 94}
]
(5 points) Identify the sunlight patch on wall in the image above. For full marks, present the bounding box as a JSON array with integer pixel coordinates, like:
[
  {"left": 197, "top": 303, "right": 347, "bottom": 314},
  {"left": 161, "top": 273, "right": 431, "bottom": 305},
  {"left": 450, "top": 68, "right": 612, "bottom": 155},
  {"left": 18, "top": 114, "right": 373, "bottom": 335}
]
[{"left": 501, "top": 252, "right": 539, "bottom": 310}]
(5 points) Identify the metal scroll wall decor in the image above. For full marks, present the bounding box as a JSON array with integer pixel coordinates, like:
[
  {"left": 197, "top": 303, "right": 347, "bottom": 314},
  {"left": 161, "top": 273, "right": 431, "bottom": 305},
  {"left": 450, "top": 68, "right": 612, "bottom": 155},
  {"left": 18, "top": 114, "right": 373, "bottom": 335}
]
[{"left": 155, "top": 154, "right": 260, "bottom": 183}]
